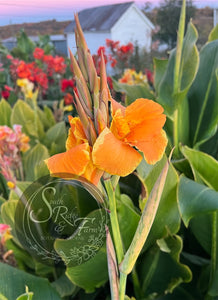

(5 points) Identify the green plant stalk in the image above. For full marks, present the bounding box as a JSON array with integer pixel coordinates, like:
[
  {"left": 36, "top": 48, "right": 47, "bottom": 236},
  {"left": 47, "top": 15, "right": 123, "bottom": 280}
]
[
  {"left": 174, "top": 0, "right": 186, "bottom": 93},
  {"left": 210, "top": 212, "right": 217, "bottom": 286},
  {"left": 119, "top": 271, "right": 127, "bottom": 300},
  {"left": 119, "top": 154, "right": 170, "bottom": 276},
  {"left": 104, "top": 179, "right": 124, "bottom": 264},
  {"left": 173, "top": 0, "right": 186, "bottom": 156}
]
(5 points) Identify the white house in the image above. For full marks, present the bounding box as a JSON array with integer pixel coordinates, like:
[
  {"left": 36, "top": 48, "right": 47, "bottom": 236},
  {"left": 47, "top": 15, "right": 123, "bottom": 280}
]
[
  {"left": 64, "top": 2, "right": 154, "bottom": 56},
  {"left": 214, "top": 8, "right": 218, "bottom": 27}
]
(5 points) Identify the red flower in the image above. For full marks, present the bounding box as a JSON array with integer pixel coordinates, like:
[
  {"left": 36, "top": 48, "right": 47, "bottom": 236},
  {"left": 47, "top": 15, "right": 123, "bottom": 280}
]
[
  {"left": 6, "top": 54, "right": 13, "bottom": 60},
  {"left": 16, "top": 61, "right": 32, "bottom": 79},
  {"left": 64, "top": 93, "right": 74, "bottom": 105},
  {"left": 1, "top": 85, "right": 13, "bottom": 100},
  {"left": 33, "top": 47, "right": 45, "bottom": 60},
  {"left": 61, "top": 79, "right": 75, "bottom": 92},
  {"left": 1, "top": 90, "right": 10, "bottom": 99},
  {"left": 145, "top": 69, "right": 154, "bottom": 85},
  {"left": 43, "top": 55, "right": 66, "bottom": 76}
]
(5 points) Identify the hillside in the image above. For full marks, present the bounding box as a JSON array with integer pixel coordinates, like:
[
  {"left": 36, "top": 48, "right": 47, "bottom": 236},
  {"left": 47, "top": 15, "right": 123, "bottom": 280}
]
[{"left": 0, "top": 19, "right": 71, "bottom": 40}]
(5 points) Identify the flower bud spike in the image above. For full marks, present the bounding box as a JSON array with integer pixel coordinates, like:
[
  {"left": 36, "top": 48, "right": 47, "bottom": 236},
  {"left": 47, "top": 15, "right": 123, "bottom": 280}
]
[
  {"left": 88, "top": 117, "right": 98, "bottom": 145},
  {"left": 74, "top": 14, "right": 89, "bottom": 52},
  {"left": 87, "top": 52, "right": 98, "bottom": 93},
  {"left": 69, "top": 49, "right": 93, "bottom": 111},
  {"left": 76, "top": 86, "right": 93, "bottom": 119},
  {"left": 73, "top": 91, "right": 92, "bottom": 144},
  {"left": 100, "top": 51, "right": 109, "bottom": 126},
  {"left": 76, "top": 44, "right": 89, "bottom": 82}
]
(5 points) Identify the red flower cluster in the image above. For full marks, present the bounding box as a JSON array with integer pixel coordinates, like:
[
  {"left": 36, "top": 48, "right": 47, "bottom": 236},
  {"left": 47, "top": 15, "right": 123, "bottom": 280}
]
[
  {"left": 1, "top": 85, "right": 13, "bottom": 100},
  {"left": 61, "top": 78, "right": 77, "bottom": 105},
  {"left": 64, "top": 93, "right": 74, "bottom": 105},
  {"left": 7, "top": 55, "right": 48, "bottom": 92},
  {"left": 6, "top": 49, "right": 67, "bottom": 94},
  {"left": 16, "top": 61, "right": 48, "bottom": 91},
  {"left": 106, "top": 39, "right": 134, "bottom": 65},
  {"left": 61, "top": 78, "right": 75, "bottom": 92},
  {"left": 33, "top": 47, "right": 44, "bottom": 60},
  {"left": 33, "top": 48, "right": 66, "bottom": 77}
]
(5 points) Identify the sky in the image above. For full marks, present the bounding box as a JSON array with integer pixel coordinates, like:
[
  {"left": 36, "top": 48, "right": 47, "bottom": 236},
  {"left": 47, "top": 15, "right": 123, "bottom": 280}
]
[{"left": 0, "top": 0, "right": 217, "bottom": 26}]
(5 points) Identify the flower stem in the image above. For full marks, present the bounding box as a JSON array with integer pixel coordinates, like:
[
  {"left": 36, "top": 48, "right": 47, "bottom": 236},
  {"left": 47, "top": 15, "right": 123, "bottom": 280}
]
[
  {"left": 119, "top": 271, "right": 127, "bottom": 300},
  {"left": 104, "top": 178, "right": 124, "bottom": 264}
]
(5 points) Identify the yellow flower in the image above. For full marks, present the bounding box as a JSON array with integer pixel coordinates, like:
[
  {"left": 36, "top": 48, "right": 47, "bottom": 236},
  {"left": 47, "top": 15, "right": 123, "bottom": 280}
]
[
  {"left": 119, "top": 69, "right": 147, "bottom": 85},
  {"left": 17, "top": 78, "right": 34, "bottom": 98}
]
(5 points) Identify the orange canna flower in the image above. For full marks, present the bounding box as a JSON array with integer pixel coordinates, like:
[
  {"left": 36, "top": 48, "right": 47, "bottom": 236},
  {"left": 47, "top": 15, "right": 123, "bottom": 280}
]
[
  {"left": 46, "top": 116, "right": 103, "bottom": 185},
  {"left": 92, "top": 98, "right": 167, "bottom": 176},
  {"left": 46, "top": 98, "right": 167, "bottom": 183},
  {"left": 46, "top": 14, "right": 168, "bottom": 185}
]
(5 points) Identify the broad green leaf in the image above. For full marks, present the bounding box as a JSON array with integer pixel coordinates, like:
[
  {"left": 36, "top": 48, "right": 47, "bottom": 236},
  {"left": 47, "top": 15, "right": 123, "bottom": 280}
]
[
  {"left": 113, "top": 80, "right": 155, "bottom": 105},
  {"left": 188, "top": 40, "right": 218, "bottom": 148},
  {"left": 117, "top": 194, "right": 140, "bottom": 250},
  {"left": 0, "top": 294, "right": 8, "bottom": 300},
  {"left": 10, "top": 100, "right": 44, "bottom": 140},
  {"left": 209, "top": 266, "right": 218, "bottom": 296},
  {"left": 23, "top": 143, "right": 49, "bottom": 181},
  {"left": 0, "top": 196, "right": 5, "bottom": 223},
  {"left": 208, "top": 24, "right": 218, "bottom": 42},
  {"left": 0, "top": 262, "right": 61, "bottom": 300},
  {"left": 178, "top": 175, "right": 218, "bottom": 227},
  {"left": 137, "top": 156, "right": 180, "bottom": 250},
  {"left": 43, "top": 106, "right": 56, "bottom": 128},
  {"left": 1, "top": 200, "right": 21, "bottom": 246},
  {"left": 182, "top": 146, "right": 218, "bottom": 190},
  {"left": 43, "top": 121, "right": 66, "bottom": 155},
  {"left": 9, "top": 181, "right": 31, "bottom": 201},
  {"left": 157, "top": 21, "right": 199, "bottom": 116},
  {"left": 37, "top": 106, "right": 55, "bottom": 131},
  {"left": 138, "top": 235, "right": 192, "bottom": 297},
  {"left": 190, "top": 213, "right": 218, "bottom": 297},
  {"left": 190, "top": 214, "right": 212, "bottom": 256},
  {"left": 54, "top": 209, "right": 108, "bottom": 292},
  {"left": 16, "top": 286, "right": 33, "bottom": 300},
  {"left": 5, "top": 239, "right": 36, "bottom": 271},
  {"left": 51, "top": 274, "right": 78, "bottom": 298},
  {"left": 64, "top": 248, "right": 108, "bottom": 293},
  {"left": 0, "top": 99, "right": 12, "bottom": 126},
  {"left": 154, "top": 57, "right": 168, "bottom": 92}
]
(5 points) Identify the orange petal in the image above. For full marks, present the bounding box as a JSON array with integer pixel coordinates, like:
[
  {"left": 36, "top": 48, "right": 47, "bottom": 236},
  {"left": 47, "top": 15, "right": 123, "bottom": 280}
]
[
  {"left": 125, "top": 114, "right": 166, "bottom": 142},
  {"left": 66, "top": 117, "right": 87, "bottom": 150},
  {"left": 110, "top": 109, "right": 130, "bottom": 139},
  {"left": 92, "top": 127, "right": 142, "bottom": 176},
  {"left": 46, "top": 143, "right": 90, "bottom": 175},
  {"left": 125, "top": 98, "right": 165, "bottom": 126},
  {"left": 110, "top": 98, "right": 125, "bottom": 117},
  {"left": 130, "top": 130, "right": 168, "bottom": 164},
  {"left": 83, "top": 161, "right": 104, "bottom": 185}
]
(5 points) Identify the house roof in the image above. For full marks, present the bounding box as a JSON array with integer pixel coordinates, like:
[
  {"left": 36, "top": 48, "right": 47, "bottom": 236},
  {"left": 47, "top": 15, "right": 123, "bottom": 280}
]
[
  {"left": 2, "top": 34, "right": 66, "bottom": 43},
  {"left": 64, "top": 2, "right": 134, "bottom": 33}
]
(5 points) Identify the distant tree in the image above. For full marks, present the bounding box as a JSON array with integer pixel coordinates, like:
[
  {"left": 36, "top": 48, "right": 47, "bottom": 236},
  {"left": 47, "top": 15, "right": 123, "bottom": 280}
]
[{"left": 156, "top": 0, "right": 196, "bottom": 48}]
